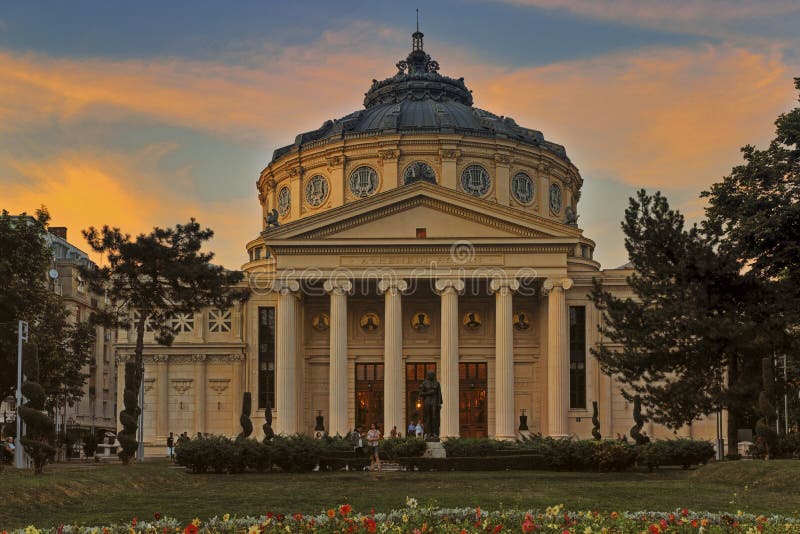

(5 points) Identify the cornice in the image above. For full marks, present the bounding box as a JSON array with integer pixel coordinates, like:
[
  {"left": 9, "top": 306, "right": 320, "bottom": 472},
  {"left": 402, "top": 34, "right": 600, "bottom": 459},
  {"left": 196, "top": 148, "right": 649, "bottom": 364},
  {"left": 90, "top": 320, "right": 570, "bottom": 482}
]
[{"left": 269, "top": 244, "right": 574, "bottom": 256}]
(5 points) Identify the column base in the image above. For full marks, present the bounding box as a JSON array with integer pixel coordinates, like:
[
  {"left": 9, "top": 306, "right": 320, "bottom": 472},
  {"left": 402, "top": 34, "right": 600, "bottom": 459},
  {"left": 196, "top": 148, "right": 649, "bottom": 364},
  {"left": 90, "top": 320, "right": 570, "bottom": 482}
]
[{"left": 493, "top": 433, "right": 517, "bottom": 441}]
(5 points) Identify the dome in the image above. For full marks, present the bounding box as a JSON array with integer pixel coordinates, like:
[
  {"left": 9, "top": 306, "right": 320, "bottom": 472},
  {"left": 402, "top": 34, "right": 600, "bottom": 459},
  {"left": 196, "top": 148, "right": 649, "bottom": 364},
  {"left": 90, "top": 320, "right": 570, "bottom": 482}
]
[{"left": 270, "top": 31, "right": 569, "bottom": 164}]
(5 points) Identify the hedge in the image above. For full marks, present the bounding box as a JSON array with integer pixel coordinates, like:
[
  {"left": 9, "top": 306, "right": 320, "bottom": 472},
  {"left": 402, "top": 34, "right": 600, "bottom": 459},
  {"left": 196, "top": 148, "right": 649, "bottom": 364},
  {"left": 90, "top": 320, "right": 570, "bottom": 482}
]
[
  {"left": 750, "top": 432, "right": 800, "bottom": 460},
  {"left": 636, "top": 439, "right": 715, "bottom": 471},
  {"left": 175, "top": 435, "right": 427, "bottom": 474}
]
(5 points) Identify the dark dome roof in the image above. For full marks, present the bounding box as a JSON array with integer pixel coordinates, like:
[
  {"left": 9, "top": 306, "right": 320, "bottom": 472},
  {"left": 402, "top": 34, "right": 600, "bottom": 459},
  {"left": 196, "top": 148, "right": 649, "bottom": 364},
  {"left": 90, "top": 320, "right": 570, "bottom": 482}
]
[{"left": 270, "top": 32, "right": 569, "bottom": 164}]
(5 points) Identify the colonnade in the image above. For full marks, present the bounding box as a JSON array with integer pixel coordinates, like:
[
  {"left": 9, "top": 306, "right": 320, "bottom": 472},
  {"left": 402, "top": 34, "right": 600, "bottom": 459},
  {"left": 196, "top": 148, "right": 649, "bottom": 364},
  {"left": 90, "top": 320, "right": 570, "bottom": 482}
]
[{"left": 273, "top": 276, "right": 574, "bottom": 439}]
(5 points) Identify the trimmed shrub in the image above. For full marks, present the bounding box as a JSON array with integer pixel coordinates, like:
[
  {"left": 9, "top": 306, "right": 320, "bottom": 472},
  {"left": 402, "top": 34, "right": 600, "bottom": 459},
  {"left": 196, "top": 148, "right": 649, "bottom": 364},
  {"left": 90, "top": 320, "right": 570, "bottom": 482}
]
[
  {"left": 442, "top": 438, "right": 506, "bottom": 457},
  {"left": 271, "top": 434, "right": 322, "bottom": 472},
  {"left": 750, "top": 432, "right": 800, "bottom": 459},
  {"left": 637, "top": 439, "right": 715, "bottom": 470},
  {"left": 381, "top": 437, "right": 427, "bottom": 460}
]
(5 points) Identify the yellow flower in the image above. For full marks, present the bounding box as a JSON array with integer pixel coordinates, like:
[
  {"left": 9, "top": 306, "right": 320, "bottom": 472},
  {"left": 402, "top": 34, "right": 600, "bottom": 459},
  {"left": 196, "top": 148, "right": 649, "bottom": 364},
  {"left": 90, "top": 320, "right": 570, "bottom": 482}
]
[
  {"left": 223, "top": 513, "right": 230, "bottom": 522},
  {"left": 248, "top": 525, "right": 260, "bottom": 534},
  {"left": 192, "top": 518, "right": 201, "bottom": 527},
  {"left": 584, "top": 527, "right": 593, "bottom": 534},
  {"left": 25, "top": 527, "right": 40, "bottom": 534},
  {"left": 402, "top": 515, "right": 409, "bottom": 523}
]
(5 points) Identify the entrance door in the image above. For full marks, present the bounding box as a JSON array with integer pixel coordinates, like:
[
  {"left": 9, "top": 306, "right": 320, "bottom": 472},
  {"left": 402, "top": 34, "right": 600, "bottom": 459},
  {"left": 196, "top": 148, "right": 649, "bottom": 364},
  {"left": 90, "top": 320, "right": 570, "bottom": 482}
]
[
  {"left": 355, "top": 363, "right": 384, "bottom": 431},
  {"left": 405, "top": 363, "right": 437, "bottom": 433},
  {"left": 459, "top": 362, "right": 488, "bottom": 437}
]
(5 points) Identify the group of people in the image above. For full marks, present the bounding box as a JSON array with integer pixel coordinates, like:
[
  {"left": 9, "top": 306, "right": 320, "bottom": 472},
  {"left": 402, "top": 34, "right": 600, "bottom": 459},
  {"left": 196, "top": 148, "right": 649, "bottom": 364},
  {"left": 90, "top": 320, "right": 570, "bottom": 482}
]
[
  {"left": 165, "top": 431, "right": 193, "bottom": 460},
  {"left": 2, "top": 436, "right": 15, "bottom": 463},
  {"left": 348, "top": 423, "right": 383, "bottom": 471}
]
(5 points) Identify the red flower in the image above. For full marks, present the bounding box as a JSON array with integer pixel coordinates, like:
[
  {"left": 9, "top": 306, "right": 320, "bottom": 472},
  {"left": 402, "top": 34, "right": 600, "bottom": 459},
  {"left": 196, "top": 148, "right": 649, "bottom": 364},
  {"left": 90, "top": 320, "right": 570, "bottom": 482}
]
[
  {"left": 681, "top": 508, "right": 689, "bottom": 517},
  {"left": 183, "top": 525, "right": 198, "bottom": 534},
  {"left": 339, "top": 504, "right": 352, "bottom": 516},
  {"left": 132, "top": 518, "right": 137, "bottom": 527},
  {"left": 493, "top": 525, "right": 503, "bottom": 533},
  {"left": 276, "top": 513, "right": 285, "bottom": 521},
  {"left": 154, "top": 512, "right": 162, "bottom": 521},
  {"left": 266, "top": 512, "right": 274, "bottom": 519},
  {"left": 293, "top": 513, "right": 303, "bottom": 522},
  {"left": 649, "top": 524, "right": 660, "bottom": 534},
  {"left": 365, "top": 518, "right": 377, "bottom": 533},
  {"left": 690, "top": 519, "right": 698, "bottom": 528}
]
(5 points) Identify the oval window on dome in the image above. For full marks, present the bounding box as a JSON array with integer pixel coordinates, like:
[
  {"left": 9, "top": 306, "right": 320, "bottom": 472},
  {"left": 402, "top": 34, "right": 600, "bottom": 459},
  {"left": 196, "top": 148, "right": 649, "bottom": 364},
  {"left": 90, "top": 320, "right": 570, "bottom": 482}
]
[
  {"left": 349, "top": 166, "right": 379, "bottom": 198},
  {"left": 460, "top": 165, "right": 491, "bottom": 196},
  {"left": 403, "top": 161, "right": 436, "bottom": 185},
  {"left": 277, "top": 186, "right": 291, "bottom": 216},
  {"left": 511, "top": 172, "right": 534, "bottom": 205},
  {"left": 305, "top": 175, "right": 329, "bottom": 207},
  {"left": 549, "top": 182, "right": 562, "bottom": 213}
]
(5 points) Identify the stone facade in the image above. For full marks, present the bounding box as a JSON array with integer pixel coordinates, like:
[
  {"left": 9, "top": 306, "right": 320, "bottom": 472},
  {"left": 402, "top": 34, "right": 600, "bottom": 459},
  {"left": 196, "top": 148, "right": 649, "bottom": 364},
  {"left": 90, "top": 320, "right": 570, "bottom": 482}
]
[{"left": 118, "top": 32, "right": 723, "bottom": 446}]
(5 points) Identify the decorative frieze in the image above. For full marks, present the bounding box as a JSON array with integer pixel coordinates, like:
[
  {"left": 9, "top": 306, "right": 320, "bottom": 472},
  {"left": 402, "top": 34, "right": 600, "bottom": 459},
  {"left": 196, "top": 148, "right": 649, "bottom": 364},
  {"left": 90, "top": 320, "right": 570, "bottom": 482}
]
[
  {"left": 171, "top": 379, "right": 193, "bottom": 395},
  {"left": 208, "top": 378, "right": 230, "bottom": 395}
]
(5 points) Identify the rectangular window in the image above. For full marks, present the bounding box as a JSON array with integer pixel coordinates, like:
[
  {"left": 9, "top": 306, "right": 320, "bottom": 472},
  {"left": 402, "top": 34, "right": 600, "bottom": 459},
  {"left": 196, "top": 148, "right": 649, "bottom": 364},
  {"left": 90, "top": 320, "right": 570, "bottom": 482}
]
[
  {"left": 258, "top": 307, "right": 276, "bottom": 410},
  {"left": 569, "top": 306, "right": 587, "bottom": 409}
]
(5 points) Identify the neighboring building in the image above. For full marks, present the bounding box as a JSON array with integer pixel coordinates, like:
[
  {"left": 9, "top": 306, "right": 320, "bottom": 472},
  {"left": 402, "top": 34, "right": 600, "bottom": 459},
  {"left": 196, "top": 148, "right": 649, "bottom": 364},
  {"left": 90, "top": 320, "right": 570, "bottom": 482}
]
[
  {"left": 47, "top": 227, "right": 116, "bottom": 436},
  {"left": 120, "top": 31, "right": 721, "bottom": 446},
  {"left": 0, "top": 221, "right": 115, "bottom": 438}
]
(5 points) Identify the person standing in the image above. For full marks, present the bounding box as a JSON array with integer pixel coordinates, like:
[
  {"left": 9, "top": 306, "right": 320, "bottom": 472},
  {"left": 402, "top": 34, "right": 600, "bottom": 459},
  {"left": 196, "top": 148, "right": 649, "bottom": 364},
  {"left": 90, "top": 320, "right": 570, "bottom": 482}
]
[
  {"left": 389, "top": 425, "right": 398, "bottom": 439},
  {"left": 407, "top": 421, "right": 416, "bottom": 437},
  {"left": 366, "top": 423, "right": 381, "bottom": 471},
  {"left": 415, "top": 421, "right": 423, "bottom": 438},
  {"left": 166, "top": 432, "right": 175, "bottom": 461}
]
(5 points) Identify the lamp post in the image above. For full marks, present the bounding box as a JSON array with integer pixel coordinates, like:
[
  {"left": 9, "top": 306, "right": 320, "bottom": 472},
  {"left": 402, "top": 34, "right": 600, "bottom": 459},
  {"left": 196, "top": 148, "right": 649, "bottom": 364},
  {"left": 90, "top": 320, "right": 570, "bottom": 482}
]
[{"left": 15, "top": 320, "right": 28, "bottom": 469}]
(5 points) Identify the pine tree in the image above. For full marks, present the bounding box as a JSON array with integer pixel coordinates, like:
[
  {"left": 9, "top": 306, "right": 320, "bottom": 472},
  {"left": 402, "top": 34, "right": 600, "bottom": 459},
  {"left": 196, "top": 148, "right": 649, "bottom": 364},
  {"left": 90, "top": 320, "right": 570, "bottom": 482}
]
[
  {"left": 590, "top": 190, "right": 763, "bottom": 454},
  {"left": 81, "top": 219, "right": 247, "bottom": 464}
]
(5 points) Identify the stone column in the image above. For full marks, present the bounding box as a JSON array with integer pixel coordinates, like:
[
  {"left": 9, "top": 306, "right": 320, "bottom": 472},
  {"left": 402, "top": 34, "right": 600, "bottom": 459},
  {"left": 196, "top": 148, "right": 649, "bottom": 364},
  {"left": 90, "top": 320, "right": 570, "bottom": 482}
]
[
  {"left": 378, "top": 278, "right": 408, "bottom": 436},
  {"left": 276, "top": 279, "right": 301, "bottom": 435},
  {"left": 438, "top": 149, "right": 461, "bottom": 190},
  {"left": 490, "top": 277, "right": 520, "bottom": 440},
  {"left": 324, "top": 279, "right": 352, "bottom": 437},
  {"left": 115, "top": 354, "right": 127, "bottom": 434},
  {"left": 544, "top": 278, "right": 573, "bottom": 437},
  {"left": 156, "top": 355, "right": 169, "bottom": 438},
  {"left": 193, "top": 354, "right": 207, "bottom": 435},
  {"left": 434, "top": 278, "right": 464, "bottom": 438},
  {"left": 494, "top": 154, "right": 511, "bottom": 206}
]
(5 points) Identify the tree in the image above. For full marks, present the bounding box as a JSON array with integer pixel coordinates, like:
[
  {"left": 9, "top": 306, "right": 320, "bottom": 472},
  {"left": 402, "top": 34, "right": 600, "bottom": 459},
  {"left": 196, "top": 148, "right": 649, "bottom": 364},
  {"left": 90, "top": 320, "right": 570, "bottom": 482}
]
[
  {"left": 0, "top": 209, "right": 54, "bottom": 398},
  {"left": 18, "top": 343, "right": 55, "bottom": 474},
  {"left": 35, "top": 293, "right": 96, "bottom": 409},
  {"left": 81, "top": 219, "right": 246, "bottom": 464},
  {"left": 590, "top": 190, "right": 763, "bottom": 454},
  {"left": 0, "top": 208, "right": 95, "bottom": 412},
  {"left": 704, "top": 77, "right": 800, "bottom": 430}
]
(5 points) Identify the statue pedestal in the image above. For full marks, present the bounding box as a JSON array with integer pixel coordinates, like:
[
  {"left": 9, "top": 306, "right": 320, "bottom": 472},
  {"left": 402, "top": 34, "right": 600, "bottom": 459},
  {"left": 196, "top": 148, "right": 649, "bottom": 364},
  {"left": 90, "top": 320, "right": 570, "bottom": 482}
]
[
  {"left": 518, "top": 430, "right": 533, "bottom": 441},
  {"left": 423, "top": 441, "right": 446, "bottom": 458}
]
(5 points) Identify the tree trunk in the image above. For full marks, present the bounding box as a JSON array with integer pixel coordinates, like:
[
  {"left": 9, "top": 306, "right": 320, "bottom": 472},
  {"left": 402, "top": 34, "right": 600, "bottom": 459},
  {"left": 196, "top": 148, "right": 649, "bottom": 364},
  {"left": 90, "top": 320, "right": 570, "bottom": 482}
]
[{"left": 726, "top": 356, "right": 739, "bottom": 458}]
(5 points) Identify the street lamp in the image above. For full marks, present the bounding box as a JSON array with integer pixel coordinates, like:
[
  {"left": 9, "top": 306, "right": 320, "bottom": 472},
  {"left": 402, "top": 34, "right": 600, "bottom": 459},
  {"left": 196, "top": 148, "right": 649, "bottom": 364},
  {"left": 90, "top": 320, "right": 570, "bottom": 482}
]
[{"left": 15, "top": 320, "right": 28, "bottom": 469}]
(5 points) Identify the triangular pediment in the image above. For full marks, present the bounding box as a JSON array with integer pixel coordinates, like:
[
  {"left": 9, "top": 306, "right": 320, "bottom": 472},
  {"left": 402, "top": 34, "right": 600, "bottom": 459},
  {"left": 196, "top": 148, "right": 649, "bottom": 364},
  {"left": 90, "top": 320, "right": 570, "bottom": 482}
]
[{"left": 263, "top": 182, "right": 581, "bottom": 241}]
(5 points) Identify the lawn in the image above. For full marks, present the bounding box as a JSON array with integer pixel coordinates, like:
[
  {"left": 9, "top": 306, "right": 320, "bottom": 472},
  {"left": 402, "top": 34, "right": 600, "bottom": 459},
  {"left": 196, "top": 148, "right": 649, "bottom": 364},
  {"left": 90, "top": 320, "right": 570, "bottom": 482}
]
[{"left": 1, "top": 460, "right": 799, "bottom": 528}]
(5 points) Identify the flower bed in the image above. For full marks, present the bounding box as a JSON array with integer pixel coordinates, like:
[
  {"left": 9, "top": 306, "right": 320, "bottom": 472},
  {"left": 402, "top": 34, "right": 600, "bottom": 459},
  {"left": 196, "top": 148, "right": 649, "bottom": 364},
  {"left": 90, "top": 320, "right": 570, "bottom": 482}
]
[{"left": 8, "top": 502, "right": 800, "bottom": 533}]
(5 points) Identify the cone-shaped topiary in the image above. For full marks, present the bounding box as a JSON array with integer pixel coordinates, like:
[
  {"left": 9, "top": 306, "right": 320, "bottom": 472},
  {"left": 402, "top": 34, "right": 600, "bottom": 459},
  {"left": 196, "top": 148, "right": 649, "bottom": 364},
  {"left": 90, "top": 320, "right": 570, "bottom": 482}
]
[
  {"left": 262, "top": 399, "right": 275, "bottom": 441},
  {"left": 18, "top": 344, "right": 55, "bottom": 474},
  {"left": 591, "top": 401, "right": 601, "bottom": 440},
  {"left": 117, "top": 362, "right": 141, "bottom": 463},
  {"left": 630, "top": 395, "right": 647, "bottom": 445},
  {"left": 755, "top": 357, "right": 778, "bottom": 460},
  {"left": 238, "top": 391, "right": 253, "bottom": 439}
]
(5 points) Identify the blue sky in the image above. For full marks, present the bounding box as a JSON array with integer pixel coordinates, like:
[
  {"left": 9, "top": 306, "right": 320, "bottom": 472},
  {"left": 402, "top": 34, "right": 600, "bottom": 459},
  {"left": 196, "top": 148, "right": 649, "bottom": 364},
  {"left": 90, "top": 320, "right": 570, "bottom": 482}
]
[{"left": 2, "top": 1, "right": 798, "bottom": 267}]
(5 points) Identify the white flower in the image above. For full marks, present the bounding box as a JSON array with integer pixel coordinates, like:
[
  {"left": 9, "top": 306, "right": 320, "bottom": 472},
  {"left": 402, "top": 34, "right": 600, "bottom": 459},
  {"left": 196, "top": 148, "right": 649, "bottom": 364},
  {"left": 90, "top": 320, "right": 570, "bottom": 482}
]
[{"left": 405, "top": 496, "right": 418, "bottom": 509}]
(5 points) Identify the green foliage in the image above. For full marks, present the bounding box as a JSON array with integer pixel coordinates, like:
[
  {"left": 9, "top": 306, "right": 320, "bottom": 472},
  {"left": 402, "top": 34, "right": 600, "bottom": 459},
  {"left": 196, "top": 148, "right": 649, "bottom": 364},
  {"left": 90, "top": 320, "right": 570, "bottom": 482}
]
[
  {"left": 0, "top": 209, "right": 53, "bottom": 398},
  {"left": 380, "top": 437, "right": 427, "bottom": 459},
  {"left": 637, "top": 439, "right": 715, "bottom": 471},
  {"left": 238, "top": 392, "right": 253, "bottom": 439},
  {"left": 17, "top": 345, "right": 55, "bottom": 474},
  {"left": 403, "top": 438, "right": 639, "bottom": 472},
  {"left": 82, "top": 433, "right": 99, "bottom": 457},
  {"left": 271, "top": 434, "right": 322, "bottom": 472},
  {"left": 755, "top": 357, "right": 778, "bottom": 459},
  {"left": 442, "top": 437, "right": 506, "bottom": 457},
  {"left": 589, "top": 189, "right": 763, "bottom": 443},
  {"left": 750, "top": 432, "right": 800, "bottom": 459},
  {"left": 81, "top": 219, "right": 247, "bottom": 462}
]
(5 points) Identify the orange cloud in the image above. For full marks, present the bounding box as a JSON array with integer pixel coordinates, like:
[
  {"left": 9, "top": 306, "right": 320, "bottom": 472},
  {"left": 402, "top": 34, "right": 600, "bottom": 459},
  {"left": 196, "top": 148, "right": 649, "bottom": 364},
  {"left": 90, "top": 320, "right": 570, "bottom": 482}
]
[
  {"left": 459, "top": 44, "right": 794, "bottom": 190},
  {"left": 3, "top": 148, "right": 258, "bottom": 269}
]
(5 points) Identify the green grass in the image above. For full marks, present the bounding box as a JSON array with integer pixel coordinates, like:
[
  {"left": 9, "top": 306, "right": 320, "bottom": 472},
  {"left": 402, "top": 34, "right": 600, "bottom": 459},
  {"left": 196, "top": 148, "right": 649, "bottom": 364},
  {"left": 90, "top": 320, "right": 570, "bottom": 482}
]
[{"left": 1, "top": 460, "right": 799, "bottom": 528}]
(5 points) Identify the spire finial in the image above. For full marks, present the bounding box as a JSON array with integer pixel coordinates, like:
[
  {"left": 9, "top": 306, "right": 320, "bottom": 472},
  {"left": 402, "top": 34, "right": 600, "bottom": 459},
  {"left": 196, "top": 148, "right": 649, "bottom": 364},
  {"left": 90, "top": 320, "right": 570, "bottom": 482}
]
[{"left": 416, "top": 8, "right": 419, "bottom": 32}]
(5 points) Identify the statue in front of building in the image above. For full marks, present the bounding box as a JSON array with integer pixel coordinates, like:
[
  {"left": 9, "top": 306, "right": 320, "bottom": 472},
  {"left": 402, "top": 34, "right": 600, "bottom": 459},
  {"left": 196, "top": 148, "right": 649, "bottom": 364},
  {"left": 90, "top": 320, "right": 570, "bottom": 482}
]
[
  {"left": 419, "top": 370, "right": 442, "bottom": 440},
  {"left": 265, "top": 208, "right": 280, "bottom": 228}
]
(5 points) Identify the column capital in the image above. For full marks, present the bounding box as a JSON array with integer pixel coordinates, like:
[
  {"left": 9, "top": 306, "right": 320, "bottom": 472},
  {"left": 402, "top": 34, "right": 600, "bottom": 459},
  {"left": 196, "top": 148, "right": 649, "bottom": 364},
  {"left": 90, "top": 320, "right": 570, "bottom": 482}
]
[
  {"left": 323, "top": 278, "right": 352, "bottom": 295},
  {"left": 489, "top": 278, "right": 520, "bottom": 294},
  {"left": 273, "top": 279, "right": 301, "bottom": 295},
  {"left": 434, "top": 278, "right": 465, "bottom": 294},
  {"left": 542, "top": 278, "right": 573, "bottom": 294},
  {"left": 377, "top": 278, "right": 408, "bottom": 294}
]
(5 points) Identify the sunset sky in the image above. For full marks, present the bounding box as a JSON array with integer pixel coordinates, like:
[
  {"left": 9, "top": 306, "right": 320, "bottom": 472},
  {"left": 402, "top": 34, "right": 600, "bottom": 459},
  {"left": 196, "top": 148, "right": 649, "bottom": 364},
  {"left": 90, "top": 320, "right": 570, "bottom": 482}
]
[{"left": 2, "top": 1, "right": 798, "bottom": 269}]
